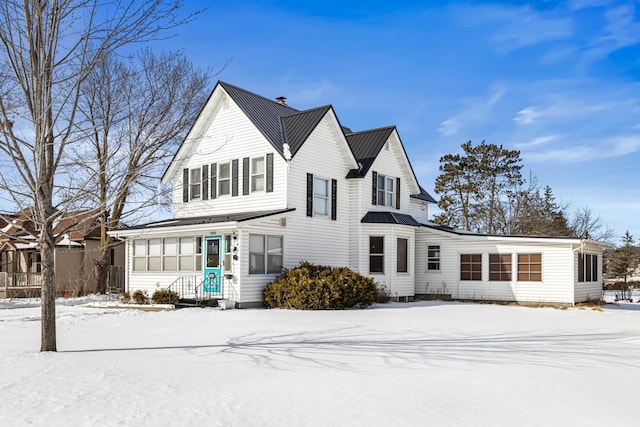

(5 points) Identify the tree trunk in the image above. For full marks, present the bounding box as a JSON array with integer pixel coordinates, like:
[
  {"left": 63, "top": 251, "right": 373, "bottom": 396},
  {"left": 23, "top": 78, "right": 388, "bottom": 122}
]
[{"left": 40, "top": 219, "right": 57, "bottom": 352}]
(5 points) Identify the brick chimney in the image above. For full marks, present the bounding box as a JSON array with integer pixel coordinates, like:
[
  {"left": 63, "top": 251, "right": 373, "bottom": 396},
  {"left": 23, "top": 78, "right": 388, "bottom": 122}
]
[{"left": 276, "top": 96, "right": 287, "bottom": 105}]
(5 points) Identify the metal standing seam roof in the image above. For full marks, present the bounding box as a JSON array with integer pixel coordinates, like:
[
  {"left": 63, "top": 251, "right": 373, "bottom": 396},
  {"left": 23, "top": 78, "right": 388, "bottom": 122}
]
[
  {"left": 360, "top": 211, "right": 421, "bottom": 227},
  {"left": 410, "top": 185, "right": 437, "bottom": 204},
  {"left": 280, "top": 106, "right": 332, "bottom": 157},
  {"left": 219, "top": 82, "right": 299, "bottom": 155},
  {"left": 345, "top": 126, "right": 396, "bottom": 178}
]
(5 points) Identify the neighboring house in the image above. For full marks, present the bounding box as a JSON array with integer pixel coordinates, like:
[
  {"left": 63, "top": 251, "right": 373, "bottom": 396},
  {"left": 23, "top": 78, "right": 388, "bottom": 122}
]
[
  {"left": 0, "top": 209, "right": 124, "bottom": 295},
  {"left": 110, "top": 81, "right": 608, "bottom": 307}
]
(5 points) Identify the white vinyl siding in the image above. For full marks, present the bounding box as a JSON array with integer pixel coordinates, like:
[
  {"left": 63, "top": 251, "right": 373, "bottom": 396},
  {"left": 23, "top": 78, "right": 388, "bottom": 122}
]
[{"left": 172, "top": 94, "right": 286, "bottom": 218}]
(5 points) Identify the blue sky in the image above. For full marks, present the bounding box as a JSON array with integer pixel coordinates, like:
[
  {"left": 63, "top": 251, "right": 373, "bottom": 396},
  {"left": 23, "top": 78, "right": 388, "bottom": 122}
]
[{"left": 157, "top": 0, "right": 640, "bottom": 241}]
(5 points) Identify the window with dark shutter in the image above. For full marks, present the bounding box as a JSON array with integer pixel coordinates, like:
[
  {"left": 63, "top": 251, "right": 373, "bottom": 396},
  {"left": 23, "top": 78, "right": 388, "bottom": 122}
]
[
  {"left": 306, "top": 173, "right": 313, "bottom": 217},
  {"left": 331, "top": 179, "right": 337, "bottom": 220},
  {"left": 232, "top": 159, "right": 239, "bottom": 196},
  {"left": 183, "top": 168, "right": 189, "bottom": 202},
  {"left": 266, "top": 153, "right": 274, "bottom": 193},
  {"left": 372, "top": 171, "right": 377, "bottom": 205},
  {"left": 243, "top": 158, "right": 249, "bottom": 195},
  {"left": 202, "top": 165, "right": 209, "bottom": 200},
  {"left": 396, "top": 177, "right": 400, "bottom": 209},
  {"left": 210, "top": 163, "right": 217, "bottom": 199}
]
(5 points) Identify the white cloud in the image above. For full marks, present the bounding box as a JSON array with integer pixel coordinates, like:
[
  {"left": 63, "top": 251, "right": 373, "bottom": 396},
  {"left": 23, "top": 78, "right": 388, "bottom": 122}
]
[
  {"left": 525, "top": 134, "right": 640, "bottom": 163},
  {"left": 437, "top": 85, "right": 507, "bottom": 136},
  {"left": 514, "top": 134, "right": 559, "bottom": 148},
  {"left": 513, "top": 107, "right": 541, "bottom": 125},
  {"left": 438, "top": 118, "right": 458, "bottom": 136}
]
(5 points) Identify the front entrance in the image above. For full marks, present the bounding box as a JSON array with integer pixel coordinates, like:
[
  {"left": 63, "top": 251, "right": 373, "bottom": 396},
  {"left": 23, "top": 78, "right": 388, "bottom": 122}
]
[{"left": 203, "top": 236, "right": 222, "bottom": 294}]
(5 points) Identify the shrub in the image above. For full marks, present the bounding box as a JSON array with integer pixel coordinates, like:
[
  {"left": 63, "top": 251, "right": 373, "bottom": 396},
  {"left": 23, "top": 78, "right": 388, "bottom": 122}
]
[
  {"left": 377, "top": 283, "right": 392, "bottom": 304},
  {"left": 132, "top": 290, "right": 147, "bottom": 305},
  {"left": 121, "top": 291, "right": 131, "bottom": 304},
  {"left": 151, "top": 289, "right": 179, "bottom": 305},
  {"left": 263, "top": 262, "right": 378, "bottom": 310}
]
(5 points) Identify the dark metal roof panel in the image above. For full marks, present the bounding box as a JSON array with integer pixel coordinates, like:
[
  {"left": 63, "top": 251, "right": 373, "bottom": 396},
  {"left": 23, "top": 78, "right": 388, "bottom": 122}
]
[
  {"left": 361, "top": 211, "right": 421, "bottom": 227},
  {"left": 121, "top": 208, "right": 296, "bottom": 231},
  {"left": 219, "top": 82, "right": 299, "bottom": 155},
  {"left": 410, "top": 185, "right": 437, "bottom": 203},
  {"left": 345, "top": 126, "right": 395, "bottom": 177},
  {"left": 281, "top": 106, "right": 332, "bottom": 157}
]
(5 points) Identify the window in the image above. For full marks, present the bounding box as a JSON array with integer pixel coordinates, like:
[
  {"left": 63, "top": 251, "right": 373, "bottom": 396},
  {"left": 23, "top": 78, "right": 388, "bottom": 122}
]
[
  {"left": 218, "top": 163, "right": 230, "bottom": 196},
  {"left": 251, "top": 156, "right": 265, "bottom": 192},
  {"left": 147, "top": 239, "right": 161, "bottom": 271},
  {"left": 376, "top": 174, "right": 395, "bottom": 207},
  {"left": 27, "top": 252, "right": 42, "bottom": 273},
  {"left": 163, "top": 238, "right": 177, "bottom": 271},
  {"left": 133, "top": 239, "right": 146, "bottom": 272},
  {"left": 132, "top": 236, "right": 203, "bottom": 273},
  {"left": 369, "top": 236, "right": 384, "bottom": 273},
  {"left": 518, "top": 253, "right": 542, "bottom": 281},
  {"left": 489, "top": 254, "right": 512, "bottom": 281},
  {"left": 460, "top": 254, "right": 482, "bottom": 280},
  {"left": 179, "top": 237, "right": 194, "bottom": 271},
  {"left": 397, "top": 238, "right": 408, "bottom": 273},
  {"left": 578, "top": 253, "right": 598, "bottom": 282},
  {"left": 427, "top": 245, "right": 440, "bottom": 270},
  {"left": 190, "top": 168, "right": 201, "bottom": 199},
  {"left": 223, "top": 234, "right": 232, "bottom": 273},
  {"left": 313, "top": 177, "right": 329, "bottom": 216},
  {"left": 249, "top": 234, "right": 283, "bottom": 274}
]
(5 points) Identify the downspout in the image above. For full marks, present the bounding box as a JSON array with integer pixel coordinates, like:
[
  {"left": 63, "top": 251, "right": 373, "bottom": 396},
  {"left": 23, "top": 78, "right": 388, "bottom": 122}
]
[{"left": 570, "top": 242, "right": 579, "bottom": 306}]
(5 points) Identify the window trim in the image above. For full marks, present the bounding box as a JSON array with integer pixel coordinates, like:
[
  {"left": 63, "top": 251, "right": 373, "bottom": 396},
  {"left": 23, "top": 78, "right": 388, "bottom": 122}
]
[
  {"left": 427, "top": 245, "right": 440, "bottom": 271},
  {"left": 397, "top": 238, "right": 408, "bottom": 273},
  {"left": 376, "top": 173, "right": 395, "bottom": 207},
  {"left": 460, "top": 254, "right": 482, "bottom": 281},
  {"left": 578, "top": 253, "right": 598, "bottom": 283},
  {"left": 249, "top": 234, "right": 283, "bottom": 275},
  {"left": 251, "top": 156, "right": 265, "bottom": 192},
  {"left": 369, "top": 236, "right": 385, "bottom": 274},
  {"left": 489, "top": 253, "right": 512, "bottom": 282},
  {"left": 189, "top": 168, "right": 201, "bottom": 200},
  {"left": 132, "top": 237, "right": 202, "bottom": 273},
  {"left": 313, "top": 176, "right": 329, "bottom": 217},
  {"left": 218, "top": 162, "right": 231, "bottom": 196},
  {"left": 517, "top": 253, "right": 542, "bottom": 282}
]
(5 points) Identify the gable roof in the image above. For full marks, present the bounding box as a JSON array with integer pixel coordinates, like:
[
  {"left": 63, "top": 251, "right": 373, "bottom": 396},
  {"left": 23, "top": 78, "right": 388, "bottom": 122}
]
[
  {"left": 219, "top": 81, "right": 299, "bottom": 155},
  {"left": 345, "top": 126, "right": 395, "bottom": 178},
  {"left": 280, "top": 105, "right": 332, "bottom": 157}
]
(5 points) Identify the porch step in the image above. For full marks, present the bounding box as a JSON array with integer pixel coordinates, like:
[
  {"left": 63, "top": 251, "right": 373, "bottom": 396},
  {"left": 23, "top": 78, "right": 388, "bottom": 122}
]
[{"left": 174, "top": 298, "right": 219, "bottom": 309}]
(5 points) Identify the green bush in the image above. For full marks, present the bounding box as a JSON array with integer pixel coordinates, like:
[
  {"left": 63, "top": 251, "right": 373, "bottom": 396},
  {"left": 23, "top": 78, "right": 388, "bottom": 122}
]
[
  {"left": 263, "top": 262, "right": 378, "bottom": 310},
  {"left": 132, "top": 290, "right": 147, "bottom": 305},
  {"left": 151, "top": 289, "right": 179, "bottom": 304}
]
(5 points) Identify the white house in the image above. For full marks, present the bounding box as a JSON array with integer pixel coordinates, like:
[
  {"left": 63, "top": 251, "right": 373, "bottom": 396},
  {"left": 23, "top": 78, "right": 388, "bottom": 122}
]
[{"left": 111, "top": 81, "right": 608, "bottom": 307}]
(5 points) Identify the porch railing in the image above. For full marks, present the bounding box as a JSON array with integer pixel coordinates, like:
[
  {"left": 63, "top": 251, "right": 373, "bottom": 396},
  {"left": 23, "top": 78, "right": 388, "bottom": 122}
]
[{"left": 2, "top": 272, "right": 44, "bottom": 288}]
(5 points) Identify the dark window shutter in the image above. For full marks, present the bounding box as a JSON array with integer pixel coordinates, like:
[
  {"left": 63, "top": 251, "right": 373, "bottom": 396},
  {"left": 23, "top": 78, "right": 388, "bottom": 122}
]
[
  {"left": 210, "top": 163, "right": 217, "bottom": 199},
  {"left": 331, "top": 179, "right": 337, "bottom": 221},
  {"left": 202, "top": 165, "right": 209, "bottom": 200},
  {"left": 306, "top": 173, "right": 313, "bottom": 217},
  {"left": 372, "top": 171, "right": 377, "bottom": 205},
  {"left": 243, "top": 157, "right": 249, "bottom": 195},
  {"left": 183, "top": 168, "right": 189, "bottom": 202},
  {"left": 232, "top": 159, "right": 239, "bottom": 196},
  {"left": 396, "top": 177, "right": 401, "bottom": 209},
  {"left": 266, "top": 153, "right": 274, "bottom": 193}
]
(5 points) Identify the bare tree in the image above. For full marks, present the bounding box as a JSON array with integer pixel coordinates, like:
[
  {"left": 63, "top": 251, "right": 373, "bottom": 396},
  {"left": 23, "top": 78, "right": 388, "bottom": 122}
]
[
  {"left": 0, "top": 0, "right": 196, "bottom": 352},
  {"left": 68, "top": 49, "right": 210, "bottom": 293},
  {"left": 570, "top": 206, "right": 615, "bottom": 243}
]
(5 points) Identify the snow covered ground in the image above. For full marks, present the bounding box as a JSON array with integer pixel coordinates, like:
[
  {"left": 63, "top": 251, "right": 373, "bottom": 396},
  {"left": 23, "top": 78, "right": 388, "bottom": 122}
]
[{"left": 1, "top": 295, "right": 639, "bottom": 427}]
